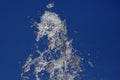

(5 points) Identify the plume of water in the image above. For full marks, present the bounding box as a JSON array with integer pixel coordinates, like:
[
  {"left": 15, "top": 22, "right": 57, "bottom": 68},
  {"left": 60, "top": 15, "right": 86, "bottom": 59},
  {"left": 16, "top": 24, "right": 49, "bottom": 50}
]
[{"left": 21, "top": 3, "right": 82, "bottom": 80}]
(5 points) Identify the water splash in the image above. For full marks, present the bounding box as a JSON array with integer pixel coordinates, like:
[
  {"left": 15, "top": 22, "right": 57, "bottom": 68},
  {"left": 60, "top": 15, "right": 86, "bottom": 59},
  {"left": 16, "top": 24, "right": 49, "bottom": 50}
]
[
  {"left": 21, "top": 3, "right": 82, "bottom": 80},
  {"left": 46, "top": 2, "right": 54, "bottom": 9}
]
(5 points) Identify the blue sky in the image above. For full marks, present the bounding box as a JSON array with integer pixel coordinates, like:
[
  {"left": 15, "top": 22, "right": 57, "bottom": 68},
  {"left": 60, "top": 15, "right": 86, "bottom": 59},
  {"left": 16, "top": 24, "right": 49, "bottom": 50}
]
[{"left": 0, "top": 0, "right": 120, "bottom": 80}]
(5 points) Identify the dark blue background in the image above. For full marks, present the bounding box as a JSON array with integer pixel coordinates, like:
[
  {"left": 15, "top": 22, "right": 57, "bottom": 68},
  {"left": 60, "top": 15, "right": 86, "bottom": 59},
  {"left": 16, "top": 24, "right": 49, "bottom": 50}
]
[{"left": 0, "top": 0, "right": 120, "bottom": 80}]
